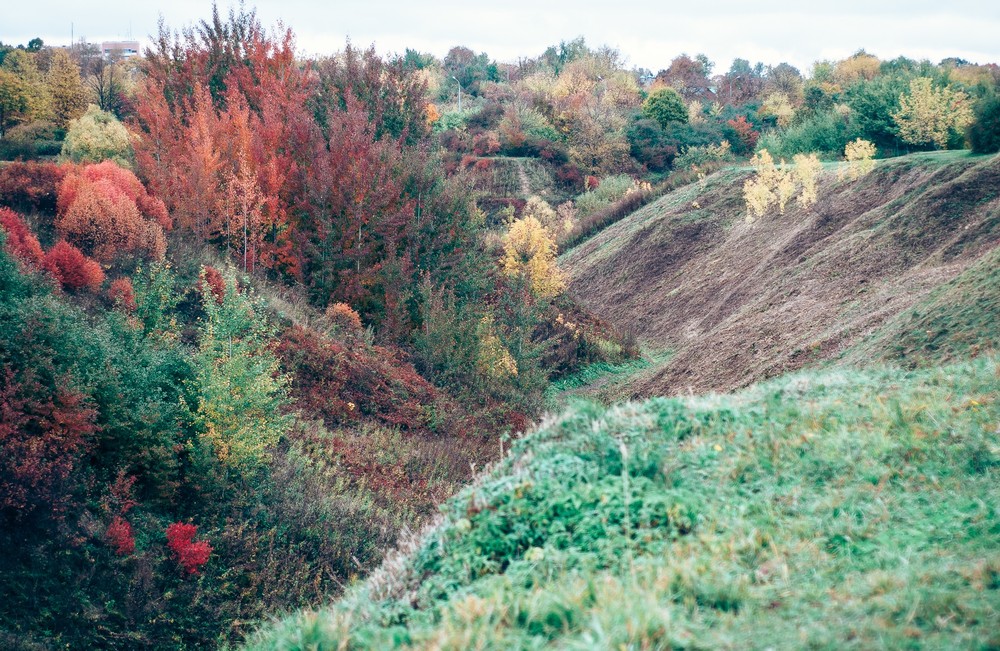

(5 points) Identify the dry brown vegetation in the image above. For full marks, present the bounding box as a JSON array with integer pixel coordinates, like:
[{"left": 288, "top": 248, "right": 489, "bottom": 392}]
[{"left": 562, "top": 152, "right": 1000, "bottom": 397}]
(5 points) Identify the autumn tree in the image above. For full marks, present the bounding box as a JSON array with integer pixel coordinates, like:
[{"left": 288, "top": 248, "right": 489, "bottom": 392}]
[
  {"left": 45, "top": 50, "right": 87, "bottom": 128},
  {"left": 842, "top": 138, "right": 877, "bottom": 179},
  {"left": 653, "top": 54, "right": 714, "bottom": 101},
  {"left": 0, "top": 68, "right": 27, "bottom": 137},
  {"left": 501, "top": 215, "right": 565, "bottom": 298},
  {"left": 1, "top": 50, "right": 50, "bottom": 123},
  {"left": 892, "top": 77, "right": 975, "bottom": 149}
]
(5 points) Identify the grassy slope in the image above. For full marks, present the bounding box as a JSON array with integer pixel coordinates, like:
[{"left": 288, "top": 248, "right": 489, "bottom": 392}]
[
  {"left": 248, "top": 357, "right": 1000, "bottom": 650},
  {"left": 561, "top": 152, "right": 1000, "bottom": 398}
]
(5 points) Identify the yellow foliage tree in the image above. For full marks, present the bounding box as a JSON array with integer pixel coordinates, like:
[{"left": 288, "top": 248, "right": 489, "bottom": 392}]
[
  {"left": 843, "top": 138, "right": 877, "bottom": 180},
  {"left": 501, "top": 215, "right": 566, "bottom": 298},
  {"left": 46, "top": 50, "right": 87, "bottom": 128},
  {"left": 760, "top": 92, "right": 796, "bottom": 128},
  {"left": 792, "top": 153, "right": 822, "bottom": 209},
  {"left": 892, "top": 77, "right": 975, "bottom": 149},
  {"left": 475, "top": 315, "right": 518, "bottom": 380},
  {"left": 745, "top": 149, "right": 825, "bottom": 220}
]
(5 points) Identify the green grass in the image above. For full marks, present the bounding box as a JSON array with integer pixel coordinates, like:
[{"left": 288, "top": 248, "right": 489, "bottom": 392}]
[
  {"left": 846, "top": 245, "right": 1000, "bottom": 366},
  {"left": 544, "top": 357, "right": 654, "bottom": 408},
  {"left": 247, "top": 357, "right": 1000, "bottom": 650}
]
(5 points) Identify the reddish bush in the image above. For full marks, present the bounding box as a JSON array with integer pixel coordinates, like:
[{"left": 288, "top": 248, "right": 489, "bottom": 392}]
[
  {"left": 107, "top": 277, "right": 137, "bottom": 312},
  {"left": 0, "top": 207, "right": 44, "bottom": 267},
  {"left": 0, "top": 162, "right": 68, "bottom": 215},
  {"left": 585, "top": 175, "right": 600, "bottom": 191},
  {"left": 472, "top": 131, "right": 501, "bottom": 156},
  {"left": 276, "top": 325, "right": 436, "bottom": 430},
  {"left": 726, "top": 115, "right": 760, "bottom": 154},
  {"left": 198, "top": 265, "right": 226, "bottom": 304},
  {"left": 166, "top": 522, "right": 212, "bottom": 575},
  {"left": 325, "top": 302, "right": 362, "bottom": 331},
  {"left": 43, "top": 241, "right": 105, "bottom": 292},
  {"left": 105, "top": 516, "right": 135, "bottom": 555},
  {"left": 56, "top": 162, "right": 171, "bottom": 263},
  {"left": 0, "top": 369, "right": 97, "bottom": 520},
  {"left": 57, "top": 176, "right": 166, "bottom": 263},
  {"left": 555, "top": 163, "right": 584, "bottom": 190}
]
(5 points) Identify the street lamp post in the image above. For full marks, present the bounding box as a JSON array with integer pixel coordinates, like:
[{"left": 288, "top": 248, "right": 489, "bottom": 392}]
[{"left": 452, "top": 75, "right": 462, "bottom": 112}]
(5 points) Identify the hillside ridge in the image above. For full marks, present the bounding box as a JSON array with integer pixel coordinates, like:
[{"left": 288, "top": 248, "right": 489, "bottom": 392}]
[{"left": 561, "top": 152, "right": 1000, "bottom": 398}]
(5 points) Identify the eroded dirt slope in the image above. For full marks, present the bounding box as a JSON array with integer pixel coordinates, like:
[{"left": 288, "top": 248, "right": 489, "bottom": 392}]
[{"left": 562, "top": 152, "right": 1000, "bottom": 397}]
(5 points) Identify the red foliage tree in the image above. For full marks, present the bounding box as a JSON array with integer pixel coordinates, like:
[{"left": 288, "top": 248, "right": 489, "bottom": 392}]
[
  {"left": 198, "top": 265, "right": 226, "bottom": 305},
  {"left": 134, "top": 6, "right": 314, "bottom": 277},
  {"left": 107, "top": 277, "right": 137, "bottom": 312},
  {"left": 0, "top": 207, "right": 44, "bottom": 267},
  {"left": 0, "top": 369, "right": 98, "bottom": 521},
  {"left": 166, "top": 522, "right": 212, "bottom": 575},
  {"left": 0, "top": 162, "right": 68, "bottom": 215},
  {"left": 43, "top": 241, "right": 105, "bottom": 292},
  {"left": 105, "top": 516, "right": 135, "bottom": 555},
  {"left": 726, "top": 115, "right": 760, "bottom": 154}
]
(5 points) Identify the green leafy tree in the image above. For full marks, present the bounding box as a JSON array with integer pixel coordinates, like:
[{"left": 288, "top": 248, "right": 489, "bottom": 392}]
[
  {"left": 968, "top": 95, "right": 1000, "bottom": 154},
  {"left": 191, "top": 268, "right": 290, "bottom": 474},
  {"left": 641, "top": 87, "right": 687, "bottom": 129},
  {"left": 61, "top": 105, "right": 134, "bottom": 165},
  {"left": 892, "top": 77, "right": 974, "bottom": 149}
]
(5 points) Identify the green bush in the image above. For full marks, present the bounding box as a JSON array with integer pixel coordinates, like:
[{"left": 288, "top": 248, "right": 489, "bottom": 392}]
[
  {"left": 756, "top": 108, "right": 858, "bottom": 159},
  {"left": 0, "top": 120, "right": 62, "bottom": 159},
  {"left": 61, "top": 105, "right": 134, "bottom": 166}
]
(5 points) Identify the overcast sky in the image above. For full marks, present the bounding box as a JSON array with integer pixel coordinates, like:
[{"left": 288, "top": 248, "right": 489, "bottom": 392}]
[{"left": 3, "top": 1, "right": 998, "bottom": 74}]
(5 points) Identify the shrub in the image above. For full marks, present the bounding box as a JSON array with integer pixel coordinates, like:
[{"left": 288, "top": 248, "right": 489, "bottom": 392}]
[
  {"left": 61, "top": 105, "right": 134, "bottom": 166},
  {"left": 56, "top": 163, "right": 168, "bottom": 262},
  {"left": 166, "top": 522, "right": 212, "bottom": 575},
  {"left": 42, "top": 241, "right": 105, "bottom": 291},
  {"left": 0, "top": 369, "right": 98, "bottom": 521},
  {"left": 0, "top": 121, "right": 63, "bottom": 160},
  {"left": 325, "top": 301, "right": 362, "bottom": 332},
  {"left": 725, "top": 115, "right": 760, "bottom": 154},
  {"left": 0, "top": 207, "right": 44, "bottom": 267},
  {"left": 500, "top": 216, "right": 565, "bottom": 298},
  {"left": 674, "top": 140, "right": 734, "bottom": 170},
  {"left": 107, "top": 277, "right": 136, "bottom": 312},
  {"left": 0, "top": 161, "right": 67, "bottom": 214},
  {"left": 198, "top": 265, "right": 226, "bottom": 305},
  {"left": 105, "top": 516, "right": 135, "bottom": 555},
  {"left": 842, "top": 138, "right": 877, "bottom": 179}
]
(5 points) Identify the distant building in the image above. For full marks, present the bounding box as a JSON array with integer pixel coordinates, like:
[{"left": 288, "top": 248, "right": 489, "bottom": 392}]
[{"left": 100, "top": 40, "right": 140, "bottom": 58}]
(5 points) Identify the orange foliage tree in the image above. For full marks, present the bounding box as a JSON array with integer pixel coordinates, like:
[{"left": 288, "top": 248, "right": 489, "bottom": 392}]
[{"left": 56, "top": 162, "right": 168, "bottom": 263}]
